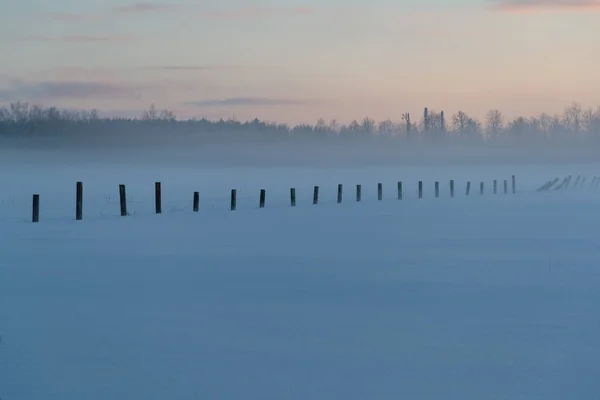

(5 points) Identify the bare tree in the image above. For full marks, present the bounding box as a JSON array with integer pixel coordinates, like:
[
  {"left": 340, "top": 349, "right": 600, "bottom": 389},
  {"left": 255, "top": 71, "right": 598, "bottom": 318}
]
[
  {"left": 159, "top": 109, "right": 175, "bottom": 121},
  {"left": 361, "top": 117, "right": 376, "bottom": 134},
  {"left": 141, "top": 104, "right": 158, "bottom": 120},
  {"left": 485, "top": 109, "right": 503, "bottom": 139},
  {"left": 420, "top": 110, "right": 443, "bottom": 132},
  {"left": 563, "top": 102, "right": 583, "bottom": 133},
  {"left": 378, "top": 119, "right": 397, "bottom": 136},
  {"left": 452, "top": 111, "right": 481, "bottom": 138}
]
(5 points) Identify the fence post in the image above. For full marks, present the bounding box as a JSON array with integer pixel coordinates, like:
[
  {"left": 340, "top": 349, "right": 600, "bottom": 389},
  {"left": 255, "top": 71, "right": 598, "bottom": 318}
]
[
  {"left": 231, "top": 189, "right": 237, "bottom": 211},
  {"left": 193, "top": 191, "right": 199, "bottom": 212},
  {"left": 32, "top": 194, "right": 39, "bottom": 223},
  {"left": 504, "top": 180, "right": 508, "bottom": 194},
  {"left": 397, "top": 182, "right": 403, "bottom": 200},
  {"left": 435, "top": 182, "right": 439, "bottom": 198},
  {"left": 313, "top": 186, "right": 319, "bottom": 205},
  {"left": 466, "top": 181, "right": 471, "bottom": 196},
  {"left": 76, "top": 181, "right": 83, "bottom": 220},
  {"left": 418, "top": 181, "right": 423, "bottom": 199},
  {"left": 377, "top": 183, "right": 383, "bottom": 201},
  {"left": 119, "top": 184, "right": 127, "bottom": 216},
  {"left": 356, "top": 184, "right": 362, "bottom": 202},
  {"left": 259, "top": 189, "right": 266, "bottom": 208},
  {"left": 290, "top": 188, "right": 296, "bottom": 207},
  {"left": 337, "top": 184, "right": 343, "bottom": 204},
  {"left": 512, "top": 175, "right": 516, "bottom": 194},
  {"left": 450, "top": 180, "right": 454, "bottom": 198},
  {"left": 480, "top": 182, "right": 484, "bottom": 195},
  {"left": 493, "top": 180, "right": 497, "bottom": 195},
  {"left": 155, "top": 181, "right": 162, "bottom": 214}
]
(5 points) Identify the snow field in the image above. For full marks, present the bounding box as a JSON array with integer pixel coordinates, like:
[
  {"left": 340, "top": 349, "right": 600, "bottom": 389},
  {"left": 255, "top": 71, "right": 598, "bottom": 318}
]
[{"left": 1, "top": 162, "right": 600, "bottom": 399}]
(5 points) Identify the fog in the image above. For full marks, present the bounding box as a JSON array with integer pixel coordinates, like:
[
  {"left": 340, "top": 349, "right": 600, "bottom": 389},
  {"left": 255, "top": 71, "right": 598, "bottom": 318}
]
[
  {"left": 1, "top": 102, "right": 600, "bottom": 167},
  {"left": 2, "top": 105, "right": 600, "bottom": 400},
  {"left": 2, "top": 128, "right": 600, "bottom": 169}
]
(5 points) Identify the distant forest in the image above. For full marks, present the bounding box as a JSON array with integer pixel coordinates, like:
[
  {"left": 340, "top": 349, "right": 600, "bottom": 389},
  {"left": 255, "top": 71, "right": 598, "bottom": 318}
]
[{"left": 1, "top": 101, "right": 600, "bottom": 145}]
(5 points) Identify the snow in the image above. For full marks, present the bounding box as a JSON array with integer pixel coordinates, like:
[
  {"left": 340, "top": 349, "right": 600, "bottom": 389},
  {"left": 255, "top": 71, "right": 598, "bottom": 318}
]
[{"left": 1, "top": 161, "right": 600, "bottom": 399}]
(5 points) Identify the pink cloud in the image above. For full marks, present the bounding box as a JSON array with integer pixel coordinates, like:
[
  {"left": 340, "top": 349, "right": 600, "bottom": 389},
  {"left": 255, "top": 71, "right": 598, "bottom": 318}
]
[
  {"left": 41, "top": 12, "right": 102, "bottom": 22},
  {"left": 40, "top": 4, "right": 315, "bottom": 23},
  {"left": 490, "top": 0, "right": 600, "bottom": 13},
  {"left": 111, "top": 2, "right": 179, "bottom": 14},
  {"left": 18, "top": 35, "right": 134, "bottom": 43},
  {"left": 200, "top": 7, "right": 315, "bottom": 20}
]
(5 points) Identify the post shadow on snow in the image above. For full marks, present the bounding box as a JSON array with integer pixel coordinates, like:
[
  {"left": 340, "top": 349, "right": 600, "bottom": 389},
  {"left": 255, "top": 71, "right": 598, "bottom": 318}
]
[
  {"left": 537, "top": 174, "right": 600, "bottom": 192},
  {"left": 28, "top": 175, "right": 522, "bottom": 223}
]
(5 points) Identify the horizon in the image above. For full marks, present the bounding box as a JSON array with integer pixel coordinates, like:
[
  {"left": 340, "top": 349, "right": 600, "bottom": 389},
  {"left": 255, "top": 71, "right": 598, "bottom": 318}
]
[{"left": 1, "top": 0, "right": 599, "bottom": 124}]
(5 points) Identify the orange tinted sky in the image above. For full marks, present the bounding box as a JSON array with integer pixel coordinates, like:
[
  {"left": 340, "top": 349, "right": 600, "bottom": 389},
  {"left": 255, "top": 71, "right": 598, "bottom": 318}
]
[{"left": 0, "top": 0, "right": 598, "bottom": 123}]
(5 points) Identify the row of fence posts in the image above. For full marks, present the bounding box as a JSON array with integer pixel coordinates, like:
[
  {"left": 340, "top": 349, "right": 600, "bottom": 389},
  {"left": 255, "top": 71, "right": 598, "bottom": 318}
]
[{"left": 30, "top": 176, "right": 516, "bottom": 222}]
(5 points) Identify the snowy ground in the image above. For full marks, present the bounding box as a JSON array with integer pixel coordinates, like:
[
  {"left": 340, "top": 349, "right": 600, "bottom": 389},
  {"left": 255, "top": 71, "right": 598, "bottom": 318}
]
[{"left": 1, "top": 162, "right": 600, "bottom": 399}]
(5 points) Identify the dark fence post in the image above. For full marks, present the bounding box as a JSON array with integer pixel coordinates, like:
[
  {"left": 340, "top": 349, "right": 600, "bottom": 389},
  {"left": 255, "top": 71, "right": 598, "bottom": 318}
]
[
  {"left": 356, "top": 184, "right": 362, "bottom": 202},
  {"left": 337, "top": 184, "right": 343, "bottom": 204},
  {"left": 435, "top": 182, "right": 439, "bottom": 198},
  {"left": 493, "top": 180, "right": 497, "bottom": 195},
  {"left": 504, "top": 180, "right": 508, "bottom": 194},
  {"left": 155, "top": 181, "right": 162, "bottom": 214},
  {"left": 32, "top": 194, "right": 39, "bottom": 223},
  {"left": 466, "top": 181, "right": 471, "bottom": 196},
  {"left": 231, "top": 189, "right": 237, "bottom": 211},
  {"left": 193, "top": 191, "right": 199, "bottom": 212},
  {"left": 418, "top": 181, "right": 423, "bottom": 199},
  {"left": 397, "top": 182, "right": 403, "bottom": 200},
  {"left": 259, "top": 189, "right": 266, "bottom": 208},
  {"left": 480, "top": 182, "right": 484, "bottom": 195},
  {"left": 119, "top": 184, "right": 127, "bottom": 216},
  {"left": 512, "top": 175, "right": 516, "bottom": 194},
  {"left": 290, "top": 188, "right": 296, "bottom": 207},
  {"left": 313, "top": 186, "right": 319, "bottom": 205},
  {"left": 377, "top": 183, "right": 383, "bottom": 201},
  {"left": 450, "top": 180, "right": 454, "bottom": 198},
  {"left": 76, "top": 181, "right": 83, "bottom": 220}
]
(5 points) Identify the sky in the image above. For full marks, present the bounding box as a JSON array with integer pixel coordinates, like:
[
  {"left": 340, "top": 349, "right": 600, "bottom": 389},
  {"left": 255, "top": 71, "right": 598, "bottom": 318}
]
[{"left": 0, "top": 0, "right": 599, "bottom": 124}]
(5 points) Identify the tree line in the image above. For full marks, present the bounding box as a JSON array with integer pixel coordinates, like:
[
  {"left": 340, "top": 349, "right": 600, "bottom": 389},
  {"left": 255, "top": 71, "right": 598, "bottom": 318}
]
[{"left": 1, "top": 102, "right": 599, "bottom": 144}]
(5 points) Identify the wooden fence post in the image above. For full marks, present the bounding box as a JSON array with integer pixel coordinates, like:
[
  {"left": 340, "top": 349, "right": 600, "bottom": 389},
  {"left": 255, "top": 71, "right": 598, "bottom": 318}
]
[
  {"left": 193, "top": 192, "right": 199, "bottom": 212},
  {"left": 466, "top": 181, "right": 471, "bottom": 196},
  {"left": 418, "top": 181, "right": 423, "bottom": 199},
  {"left": 480, "top": 182, "right": 484, "bottom": 195},
  {"left": 504, "top": 180, "right": 508, "bottom": 194},
  {"left": 32, "top": 194, "right": 39, "bottom": 223},
  {"left": 290, "top": 188, "right": 296, "bottom": 207},
  {"left": 397, "top": 182, "right": 403, "bottom": 200},
  {"left": 313, "top": 186, "right": 319, "bottom": 205},
  {"left": 435, "top": 182, "right": 439, "bottom": 198},
  {"left": 155, "top": 182, "right": 162, "bottom": 214},
  {"left": 231, "top": 189, "right": 237, "bottom": 211},
  {"left": 377, "top": 183, "right": 383, "bottom": 201},
  {"left": 119, "top": 184, "right": 127, "bottom": 216},
  {"left": 493, "top": 180, "right": 497, "bottom": 195},
  {"left": 259, "top": 189, "right": 266, "bottom": 208},
  {"left": 450, "top": 180, "right": 454, "bottom": 198},
  {"left": 512, "top": 175, "right": 516, "bottom": 194},
  {"left": 356, "top": 184, "right": 362, "bottom": 202},
  {"left": 76, "top": 181, "right": 83, "bottom": 220},
  {"left": 337, "top": 184, "right": 343, "bottom": 204}
]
